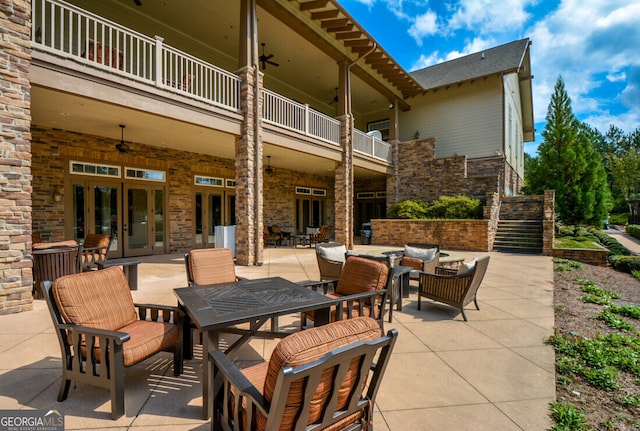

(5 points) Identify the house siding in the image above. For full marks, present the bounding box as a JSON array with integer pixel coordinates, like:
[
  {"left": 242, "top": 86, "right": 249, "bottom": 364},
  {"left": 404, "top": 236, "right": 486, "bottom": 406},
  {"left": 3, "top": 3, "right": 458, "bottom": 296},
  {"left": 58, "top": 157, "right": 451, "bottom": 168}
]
[
  {"left": 400, "top": 78, "right": 503, "bottom": 159},
  {"left": 503, "top": 73, "right": 525, "bottom": 184}
]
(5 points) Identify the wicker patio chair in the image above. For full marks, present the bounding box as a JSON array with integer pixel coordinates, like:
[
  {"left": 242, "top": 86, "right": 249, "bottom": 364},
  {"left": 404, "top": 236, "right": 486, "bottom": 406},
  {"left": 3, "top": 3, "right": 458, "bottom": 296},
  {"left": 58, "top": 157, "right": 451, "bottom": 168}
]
[
  {"left": 315, "top": 241, "right": 347, "bottom": 281},
  {"left": 417, "top": 255, "right": 490, "bottom": 321},
  {"left": 43, "top": 267, "right": 183, "bottom": 419},
  {"left": 400, "top": 243, "right": 440, "bottom": 280},
  {"left": 211, "top": 316, "right": 397, "bottom": 431}
]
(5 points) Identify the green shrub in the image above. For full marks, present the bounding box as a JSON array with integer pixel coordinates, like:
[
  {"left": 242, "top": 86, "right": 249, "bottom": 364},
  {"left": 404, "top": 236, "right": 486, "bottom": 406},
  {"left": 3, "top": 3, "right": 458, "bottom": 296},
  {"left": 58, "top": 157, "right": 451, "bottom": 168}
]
[
  {"left": 589, "top": 229, "right": 631, "bottom": 256},
  {"left": 609, "top": 212, "right": 628, "bottom": 225},
  {"left": 628, "top": 224, "right": 640, "bottom": 240},
  {"left": 386, "top": 199, "right": 428, "bottom": 219},
  {"left": 386, "top": 196, "right": 482, "bottom": 220},
  {"left": 426, "top": 195, "right": 482, "bottom": 219},
  {"left": 609, "top": 255, "right": 640, "bottom": 273}
]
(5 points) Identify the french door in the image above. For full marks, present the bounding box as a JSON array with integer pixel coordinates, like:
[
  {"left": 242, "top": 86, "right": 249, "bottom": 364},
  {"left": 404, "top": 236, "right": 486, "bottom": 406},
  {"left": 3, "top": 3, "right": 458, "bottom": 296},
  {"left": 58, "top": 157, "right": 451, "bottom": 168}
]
[
  {"left": 194, "top": 190, "right": 235, "bottom": 248},
  {"left": 124, "top": 185, "right": 166, "bottom": 256},
  {"left": 295, "top": 197, "right": 326, "bottom": 234},
  {"left": 69, "top": 180, "right": 166, "bottom": 257}
]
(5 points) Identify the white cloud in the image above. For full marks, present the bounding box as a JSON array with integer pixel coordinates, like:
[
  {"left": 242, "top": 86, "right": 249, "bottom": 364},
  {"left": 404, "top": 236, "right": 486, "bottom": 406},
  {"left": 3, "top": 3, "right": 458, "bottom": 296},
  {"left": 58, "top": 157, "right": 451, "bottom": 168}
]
[
  {"left": 448, "top": 0, "right": 534, "bottom": 33},
  {"left": 408, "top": 11, "right": 439, "bottom": 45},
  {"left": 527, "top": 0, "right": 640, "bottom": 134},
  {"left": 410, "top": 52, "right": 443, "bottom": 70}
]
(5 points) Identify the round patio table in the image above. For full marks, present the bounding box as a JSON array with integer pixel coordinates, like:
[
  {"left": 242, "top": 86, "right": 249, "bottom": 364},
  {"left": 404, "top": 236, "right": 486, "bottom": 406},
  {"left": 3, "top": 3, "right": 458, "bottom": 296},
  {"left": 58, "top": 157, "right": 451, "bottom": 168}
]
[{"left": 438, "top": 251, "right": 466, "bottom": 269}]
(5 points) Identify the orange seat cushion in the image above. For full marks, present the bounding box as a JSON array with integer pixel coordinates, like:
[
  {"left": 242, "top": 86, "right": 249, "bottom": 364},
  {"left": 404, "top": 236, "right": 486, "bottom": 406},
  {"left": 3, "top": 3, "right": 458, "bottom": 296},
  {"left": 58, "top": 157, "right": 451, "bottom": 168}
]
[
  {"left": 54, "top": 267, "right": 179, "bottom": 367},
  {"left": 335, "top": 256, "right": 388, "bottom": 296},
  {"left": 188, "top": 248, "right": 237, "bottom": 285},
  {"left": 401, "top": 256, "right": 423, "bottom": 271},
  {"left": 53, "top": 266, "right": 137, "bottom": 331},
  {"left": 257, "top": 316, "right": 382, "bottom": 430}
]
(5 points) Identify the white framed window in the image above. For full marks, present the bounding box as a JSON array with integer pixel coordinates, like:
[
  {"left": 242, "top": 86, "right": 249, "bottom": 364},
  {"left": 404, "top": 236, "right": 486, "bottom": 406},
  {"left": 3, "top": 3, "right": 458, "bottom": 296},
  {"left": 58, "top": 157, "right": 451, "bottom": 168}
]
[
  {"left": 70, "top": 161, "right": 120, "bottom": 178},
  {"left": 125, "top": 167, "right": 166, "bottom": 182},
  {"left": 357, "top": 192, "right": 376, "bottom": 199},
  {"left": 296, "top": 186, "right": 311, "bottom": 195},
  {"left": 225, "top": 178, "right": 236, "bottom": 188},
  {"left": 194, "top": 175, "right": 224, "bottom": 187},
  {"left": 376, "top": 191, "right": 387, "bottom": 198},
  {"left": 312, "top": 188, "right": 326, "bottom": 196}
]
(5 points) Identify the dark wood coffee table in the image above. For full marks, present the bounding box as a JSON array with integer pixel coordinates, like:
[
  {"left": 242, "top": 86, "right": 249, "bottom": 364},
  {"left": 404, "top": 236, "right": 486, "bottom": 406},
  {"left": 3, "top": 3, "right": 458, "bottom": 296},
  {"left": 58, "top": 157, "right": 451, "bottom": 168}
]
[{"left": 174, "top": 277, "right": 332, "bottom": 418}]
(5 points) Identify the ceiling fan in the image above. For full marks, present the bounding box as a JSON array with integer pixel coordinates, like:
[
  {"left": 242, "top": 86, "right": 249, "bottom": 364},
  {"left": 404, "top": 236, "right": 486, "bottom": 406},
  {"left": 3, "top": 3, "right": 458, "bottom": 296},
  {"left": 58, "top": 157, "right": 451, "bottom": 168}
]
[
  {"left": 259, "top": 43, "right": 279, "bottom": 70},
  {"left": 116, "top": 124, "right": 130, "bottom": 153},
  {"left": 265, "top": 155, "right": 274, "bottom": 174},
  {"left": 328, "top": 87, "right": 339, "bottom": 105}
]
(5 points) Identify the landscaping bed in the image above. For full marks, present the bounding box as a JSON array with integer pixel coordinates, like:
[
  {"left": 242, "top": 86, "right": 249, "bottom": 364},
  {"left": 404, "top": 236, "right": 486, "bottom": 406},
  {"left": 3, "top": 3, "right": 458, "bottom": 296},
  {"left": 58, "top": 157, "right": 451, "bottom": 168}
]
[{"left": 552, "top": 259, "right": 640, "bottom": 430}]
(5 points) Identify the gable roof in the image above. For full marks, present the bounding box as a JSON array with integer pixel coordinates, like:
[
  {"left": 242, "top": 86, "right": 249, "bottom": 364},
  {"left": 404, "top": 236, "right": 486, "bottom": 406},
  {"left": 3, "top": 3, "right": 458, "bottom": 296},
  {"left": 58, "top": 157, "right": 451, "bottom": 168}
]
[{"left": 410, "top": 38, "right": 532, "bottom": 91}]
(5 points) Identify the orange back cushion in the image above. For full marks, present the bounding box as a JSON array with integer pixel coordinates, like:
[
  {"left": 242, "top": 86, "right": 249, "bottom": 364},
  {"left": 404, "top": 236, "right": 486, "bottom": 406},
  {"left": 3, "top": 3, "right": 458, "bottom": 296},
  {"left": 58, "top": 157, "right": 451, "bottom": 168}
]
[
  {"left": 335, "top": 256, "right": 388, "bottom": 296},
  {"left": 53, "top": 266, "right": 137, "bottom": 330},
  {"left": 188, "top": 248, "right": 236, "bottom": 285},
  {"left": 262, "top": 317, "right": 382, "bottom": 430}
]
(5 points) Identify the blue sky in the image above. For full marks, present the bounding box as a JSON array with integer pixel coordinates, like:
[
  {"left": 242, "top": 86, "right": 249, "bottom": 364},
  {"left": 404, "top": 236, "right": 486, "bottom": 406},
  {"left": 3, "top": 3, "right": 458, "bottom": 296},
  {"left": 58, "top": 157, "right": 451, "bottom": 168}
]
[{"left": 338, "top": 0, "right": 640, "bottom": 155}]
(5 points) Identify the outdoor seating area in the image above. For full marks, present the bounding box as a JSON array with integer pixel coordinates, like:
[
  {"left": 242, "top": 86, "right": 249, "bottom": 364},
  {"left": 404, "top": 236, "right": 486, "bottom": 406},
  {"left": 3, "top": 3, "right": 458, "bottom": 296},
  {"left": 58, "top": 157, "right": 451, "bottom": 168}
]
[{"left": 0, "top": 246, "right": 555, "bottom": 430}]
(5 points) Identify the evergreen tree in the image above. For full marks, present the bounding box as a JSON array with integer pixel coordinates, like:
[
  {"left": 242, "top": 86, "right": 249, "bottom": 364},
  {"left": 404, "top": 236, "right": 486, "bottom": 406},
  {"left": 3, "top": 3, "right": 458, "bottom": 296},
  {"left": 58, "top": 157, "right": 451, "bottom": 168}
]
[{"left": 525, "top": 76, "right": 611, "bottom": 225}]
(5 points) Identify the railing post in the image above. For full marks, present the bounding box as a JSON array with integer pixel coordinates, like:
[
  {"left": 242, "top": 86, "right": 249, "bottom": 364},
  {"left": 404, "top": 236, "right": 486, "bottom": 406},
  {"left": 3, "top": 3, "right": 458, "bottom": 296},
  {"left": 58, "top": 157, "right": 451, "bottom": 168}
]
[
  {"left": 155, "top": 35, "right": 164, "bottom": 87},
  {"left": 304, "top": 104, "right": 310, "bottom": 137}
]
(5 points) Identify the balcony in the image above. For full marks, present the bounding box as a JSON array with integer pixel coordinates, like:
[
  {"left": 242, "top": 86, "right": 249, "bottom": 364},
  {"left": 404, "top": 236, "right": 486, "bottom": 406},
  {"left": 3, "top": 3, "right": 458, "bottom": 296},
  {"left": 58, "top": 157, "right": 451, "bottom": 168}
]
[{"left": 31, "top": 0, "right": 391, "bottom": 163}]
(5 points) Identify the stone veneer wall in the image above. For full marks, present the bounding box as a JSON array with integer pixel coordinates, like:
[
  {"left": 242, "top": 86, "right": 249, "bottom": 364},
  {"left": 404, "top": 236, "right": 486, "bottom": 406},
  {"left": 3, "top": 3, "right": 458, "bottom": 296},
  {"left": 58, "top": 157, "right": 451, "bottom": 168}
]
[
  {"left": 0, "top": 0, "right": 33, "bottom": 314},
  {"left": 30, "top": 126, "right": 333, "bottom": 252},
  {"left": 499, "top": 195, "right": 544, "bottom": 220},
  {"left": 553, "top": 248, "right": 609, "bottom": 267},
  {"left": 371, "top": 219, "right": 493, "bottom": 251},
  {"left": 389, "top": 138, "right": 504, "bottom": 206}
]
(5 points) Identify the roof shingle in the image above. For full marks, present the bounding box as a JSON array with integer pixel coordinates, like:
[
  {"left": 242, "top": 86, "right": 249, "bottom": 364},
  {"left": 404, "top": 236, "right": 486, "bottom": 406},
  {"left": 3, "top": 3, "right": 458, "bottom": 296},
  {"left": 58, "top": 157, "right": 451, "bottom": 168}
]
[{"left": 410, "top": 38, "right": 531, "bottom": 91}]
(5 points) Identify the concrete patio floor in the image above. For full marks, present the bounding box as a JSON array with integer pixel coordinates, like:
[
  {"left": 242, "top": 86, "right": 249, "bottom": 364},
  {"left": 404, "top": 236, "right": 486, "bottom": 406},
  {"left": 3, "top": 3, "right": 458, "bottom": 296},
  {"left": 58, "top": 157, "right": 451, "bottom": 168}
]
[{"left": 0, "top": 245, "right": 555, "bottom": 430}]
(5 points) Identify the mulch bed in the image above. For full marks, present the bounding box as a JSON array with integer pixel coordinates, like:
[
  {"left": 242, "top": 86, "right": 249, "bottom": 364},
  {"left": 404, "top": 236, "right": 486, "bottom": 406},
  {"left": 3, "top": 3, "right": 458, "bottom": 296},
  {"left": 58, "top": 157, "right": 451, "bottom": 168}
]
[{"left": 554, "top": 262, "right": 640, "bottom": 430}]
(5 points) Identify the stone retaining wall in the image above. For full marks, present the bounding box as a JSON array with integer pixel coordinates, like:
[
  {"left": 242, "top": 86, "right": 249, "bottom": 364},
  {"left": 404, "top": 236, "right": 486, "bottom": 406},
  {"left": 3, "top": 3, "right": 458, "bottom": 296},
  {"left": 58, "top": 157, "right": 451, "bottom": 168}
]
[
  {"left": 553, "top": 248, "right": 610, "bottom": 267},
  {"left": 371, "top": 219, "right": 493, "bottom": 251}
]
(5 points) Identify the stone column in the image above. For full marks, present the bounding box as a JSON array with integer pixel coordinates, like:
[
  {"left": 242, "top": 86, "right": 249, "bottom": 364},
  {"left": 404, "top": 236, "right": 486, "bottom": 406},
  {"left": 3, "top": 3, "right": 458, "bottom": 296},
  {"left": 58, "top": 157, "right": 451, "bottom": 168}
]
[
  {"left": 334, "top": 62, "right": 353, "bottom": 249},
  {"left": 542, "top": 189, "right": 555, "bottom": 256},
  {"left": 387, "top": 101, "right": 400, "bottom": 208},
  {"left": 334, "top": 115, "right": 353, "bottom": 249},
  {"left": 0, "top": 0, "right": 33, "bottom": 313},
  {"left": 234, "top": 0, "right": 263, "bottom": 266}
]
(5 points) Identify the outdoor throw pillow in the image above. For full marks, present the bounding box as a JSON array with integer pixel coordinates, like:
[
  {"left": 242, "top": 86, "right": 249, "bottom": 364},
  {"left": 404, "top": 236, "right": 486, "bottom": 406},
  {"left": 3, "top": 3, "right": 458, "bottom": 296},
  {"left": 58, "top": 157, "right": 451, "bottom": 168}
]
[
  {"left": 318, "top": 244, "right": 347, "bottom": 263},
  {"left": 457, "top": 258, "right": 477, "bottom": 275},
  {"left": 404, "top": 245, "right": 438, "bottom": 261}
]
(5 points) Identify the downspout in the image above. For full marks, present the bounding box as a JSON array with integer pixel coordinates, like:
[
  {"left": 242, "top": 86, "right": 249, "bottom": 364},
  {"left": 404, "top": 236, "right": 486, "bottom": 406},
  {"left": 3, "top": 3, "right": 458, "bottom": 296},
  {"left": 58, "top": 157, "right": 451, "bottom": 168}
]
[{"left": 345, "top": 42, "right": 377, "bottom": 113}]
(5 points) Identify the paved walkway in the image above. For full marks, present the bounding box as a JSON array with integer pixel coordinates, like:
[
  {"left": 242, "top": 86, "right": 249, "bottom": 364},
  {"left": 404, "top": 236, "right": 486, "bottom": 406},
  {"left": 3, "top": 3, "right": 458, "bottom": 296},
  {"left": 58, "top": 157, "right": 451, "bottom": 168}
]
[
  {"left": 0, "top": 246, "right": 555, "bottom": 430},
  {"left": 607, "top": 225, "right": 640, "bottom": 255}
]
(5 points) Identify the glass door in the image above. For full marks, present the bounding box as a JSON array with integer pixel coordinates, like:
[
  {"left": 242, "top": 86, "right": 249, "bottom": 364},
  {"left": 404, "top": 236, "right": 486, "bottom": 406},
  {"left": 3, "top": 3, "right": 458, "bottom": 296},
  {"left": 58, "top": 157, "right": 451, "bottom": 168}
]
[
  {"left": 194, "top": 191, "right": 223, "bottom": 248},
  {"left": 120, "top": 185, "right": 166, "bottom": 256},
  {"left": 70, "top": 181, "right": 121, "bottom": 257},
  {"left": 296, "top": 197, "right": 326, "bottom": 234}
]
